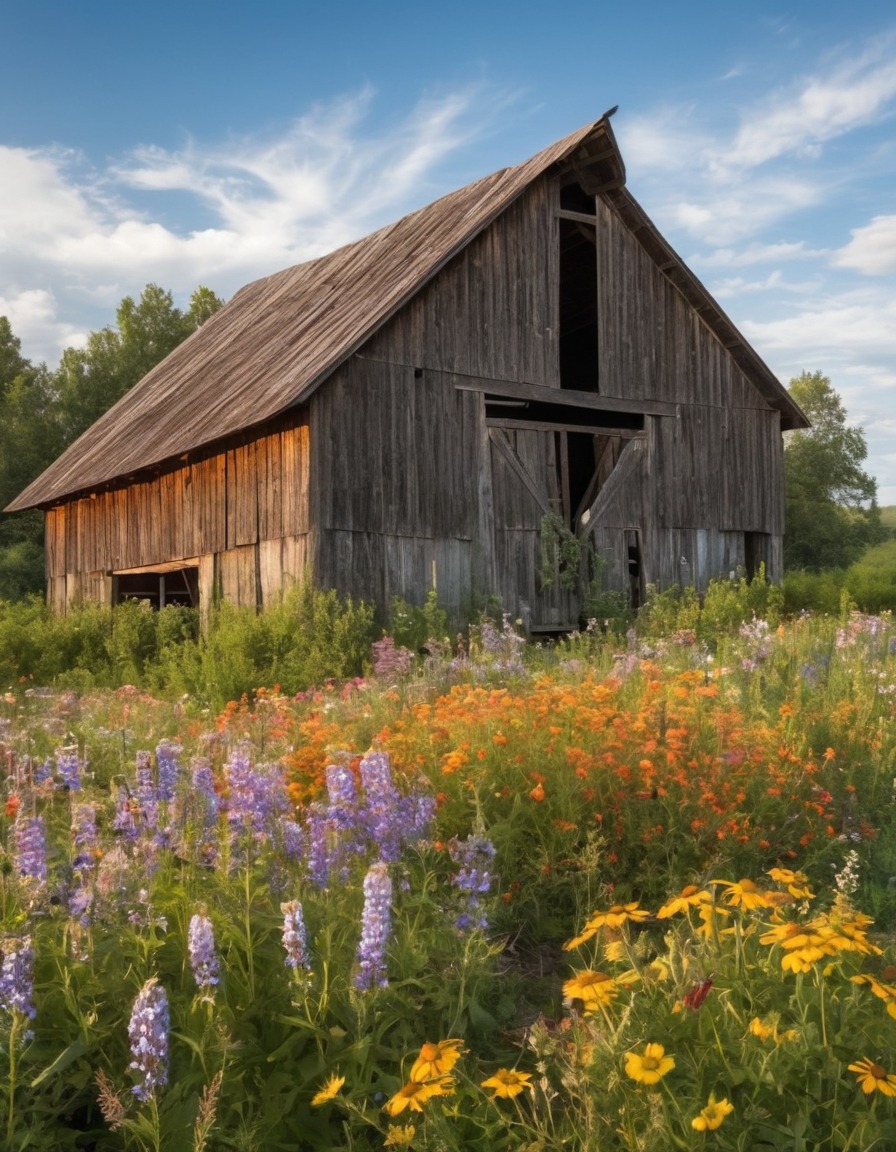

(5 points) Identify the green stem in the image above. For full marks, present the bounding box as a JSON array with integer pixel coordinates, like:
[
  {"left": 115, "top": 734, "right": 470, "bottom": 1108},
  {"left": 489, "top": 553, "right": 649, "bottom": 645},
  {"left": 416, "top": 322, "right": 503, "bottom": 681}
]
[
  {"left": 6, "top": 1012, "right": 20, "bottom": 1149},
  {"left": 243, "top": 861, "right": 255, "bottom": 1001}
]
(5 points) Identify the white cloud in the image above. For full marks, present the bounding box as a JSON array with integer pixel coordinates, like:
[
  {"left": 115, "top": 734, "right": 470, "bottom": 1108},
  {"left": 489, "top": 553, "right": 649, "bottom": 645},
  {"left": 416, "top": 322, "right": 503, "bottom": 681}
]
[
  {"left": 0, "top": 85, "right": 507, "bottom": 365},
  {"left": 833, "top": 214, "right": 896, "bottom": 274}
]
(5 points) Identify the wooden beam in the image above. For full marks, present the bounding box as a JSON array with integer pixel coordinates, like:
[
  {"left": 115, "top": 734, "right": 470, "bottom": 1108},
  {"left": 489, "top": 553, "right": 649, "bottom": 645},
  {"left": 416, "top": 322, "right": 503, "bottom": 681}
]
[
  {"left": 455, "top": 375, "right": 678, "bottom": 417},
  {"left": 558, "top": 208, "right": 597, "bottom": 225},
  {"left": 488, "top": 428, "right": 553, "bottom": 517},
  {"left": 487, "top": 418, "right": 646, "bottom": 438}
]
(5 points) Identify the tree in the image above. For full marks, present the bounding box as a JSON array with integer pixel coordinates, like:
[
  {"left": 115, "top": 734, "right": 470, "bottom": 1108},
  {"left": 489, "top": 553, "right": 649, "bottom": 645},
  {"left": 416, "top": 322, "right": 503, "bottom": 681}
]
[
  {"left": 55, "top": 284, "right": 223, "bottom": 442},
  {"left": 784, "top": 371, "right": 885, "bottom": 571}
]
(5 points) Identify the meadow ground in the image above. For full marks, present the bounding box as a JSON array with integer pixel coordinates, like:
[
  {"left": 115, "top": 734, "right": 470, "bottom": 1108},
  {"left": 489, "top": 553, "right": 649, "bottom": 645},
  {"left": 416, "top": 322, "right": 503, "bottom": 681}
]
[{"left": 3, "top": 608, "right": 896, "bottom": 1150}]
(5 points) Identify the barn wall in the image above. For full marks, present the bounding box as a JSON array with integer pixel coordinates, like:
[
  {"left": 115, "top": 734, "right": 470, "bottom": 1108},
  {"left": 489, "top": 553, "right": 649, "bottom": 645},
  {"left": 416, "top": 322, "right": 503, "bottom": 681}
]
[
  {"left": 45, "top": 419, "right": 312, "bottom": 610},
  {"left": 362, "top": 176, "right": 560, "bottom": 387},
  {"left": 310, "top": 356, "right": 486, "bottom": 619}
]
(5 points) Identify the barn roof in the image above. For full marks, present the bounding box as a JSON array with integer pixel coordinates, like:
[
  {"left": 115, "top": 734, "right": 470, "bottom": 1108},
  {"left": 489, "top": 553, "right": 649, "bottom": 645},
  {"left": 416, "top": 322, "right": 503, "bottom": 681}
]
[{"left": 8, "top": 113, "right": 807, "bottom": 512}]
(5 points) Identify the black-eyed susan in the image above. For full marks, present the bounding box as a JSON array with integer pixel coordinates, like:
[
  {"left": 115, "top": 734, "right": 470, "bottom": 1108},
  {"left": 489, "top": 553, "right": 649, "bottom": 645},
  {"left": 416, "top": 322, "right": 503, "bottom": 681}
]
[
  {"left": 657, "top": 884, "right": 710, "bottom": 919},
  {"left": 384, "top": 1076, "right": 455, "bottom": 1116},
  {"left": 624, "top": 1043, "right": 675, "bottom": 1085},
  {"left": 409, "top": 1039, "right": 465, "bottom": 1082},
  {"left": 383, "top": 1124, "right": 416, "bottom": 1147},
  {"left": 767, "top": 866, "right": 814, "bottom": 899},
  {"left": 848, "top": 1057, "right": 896, "bottom": 1096},
  {"left": 691, "top": 1094, "right": 734, "bottom": 1131},
  {"left": 310, "top": 1073, "right": 345, "bottom": 1106},
  {"left": 481, "top": 1068, "right": 533, "bottom": 1099},
  {"left": 710, "top": 877, "right": 773, "bottom": 910},
  {"left": 562, "top": 969, "right": 624, "bottom": 1009},
  {"left": 852, "top": 973, "right": 896, "bottom": 1019},
  {"left": 563, "top": 902, "right": 650, "bottom": 950}
]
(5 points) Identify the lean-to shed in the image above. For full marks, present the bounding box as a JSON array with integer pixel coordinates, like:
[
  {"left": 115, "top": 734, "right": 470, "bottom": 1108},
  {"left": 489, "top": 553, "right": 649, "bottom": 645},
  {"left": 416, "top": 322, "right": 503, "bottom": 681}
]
[{"left": 7, "top": 113, "right": 808, "bottom": 629}]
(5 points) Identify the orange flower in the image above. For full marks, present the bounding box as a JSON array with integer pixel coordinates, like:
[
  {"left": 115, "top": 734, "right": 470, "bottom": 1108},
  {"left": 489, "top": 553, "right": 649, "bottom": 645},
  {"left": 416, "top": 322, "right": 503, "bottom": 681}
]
[{"left": 529, "top": 783, "right": 545, "bottom": 802}]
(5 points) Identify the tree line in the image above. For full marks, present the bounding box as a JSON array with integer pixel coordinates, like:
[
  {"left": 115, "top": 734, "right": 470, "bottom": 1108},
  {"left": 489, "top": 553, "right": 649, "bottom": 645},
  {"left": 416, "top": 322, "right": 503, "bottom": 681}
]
[
  {"left": 0, "top": 285, "right": 223, "bottom": 599},
  {"left": 0, "top": 289, "right": 885, "bottom": 601}
]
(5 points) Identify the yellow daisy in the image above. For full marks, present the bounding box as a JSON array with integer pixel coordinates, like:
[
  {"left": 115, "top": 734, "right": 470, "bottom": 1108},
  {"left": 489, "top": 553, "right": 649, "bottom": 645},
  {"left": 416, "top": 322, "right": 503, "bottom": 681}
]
[
  {"left": 852, "top": 974, "right": 896, "bottom": 1019},
  {"left": 692, "top": 1094, "right": 734, "bottom": 1131},
  {"left": 310, "top": 1074, "right": 345, "bottom": 1106},
  {"left": 480, "top": 1068, "right": 533, "bottom": 1099},
  {"left": 767, "top": 867, "right": 814, "bottom": 899},
  {"left": 564, "top": 903, "right": 649, "bottom": 950},
  {"left": 562, "top": 969, "right": 624, "bottom": 1009},
  {"left": 657, "top": 884, "right": 710, "bottom": 919},
  {"left": 409, "top": 1039, "right": 465, "bottom": 1082},
  {"left": 849, "top": 1057, "right": 896, "bottom": 1096},
  {"left": 384, "top": 1076, "right": 455, "bottom": 1116},
  {"left": 624, "top": 1043, "right": 675, "bottom": 1085},
  {"left": 710, "top": 878, "right": 773, "bottom": 910}
]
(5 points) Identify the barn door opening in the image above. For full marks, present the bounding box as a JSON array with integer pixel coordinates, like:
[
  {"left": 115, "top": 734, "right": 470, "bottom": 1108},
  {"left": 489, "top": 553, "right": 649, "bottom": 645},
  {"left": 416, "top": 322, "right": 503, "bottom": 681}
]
[{"left": 559, "top": 215, "right": 598, "bottom": 393}]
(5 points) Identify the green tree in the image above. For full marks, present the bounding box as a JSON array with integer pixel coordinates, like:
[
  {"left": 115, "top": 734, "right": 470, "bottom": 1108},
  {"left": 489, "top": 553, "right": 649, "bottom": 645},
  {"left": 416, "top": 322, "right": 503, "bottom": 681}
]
[
  {"left": 55, "top": 283, "right": 223, "bottom": 441},
  {"left": 784, "top": 370, "right": 885, "bottom": 571}
]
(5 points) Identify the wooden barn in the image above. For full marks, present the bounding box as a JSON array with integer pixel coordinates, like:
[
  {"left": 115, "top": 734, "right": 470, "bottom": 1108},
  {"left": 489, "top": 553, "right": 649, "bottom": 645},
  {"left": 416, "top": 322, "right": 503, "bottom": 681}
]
[{"left": 7, "top": 112, "right": 807, "bottom": 631}]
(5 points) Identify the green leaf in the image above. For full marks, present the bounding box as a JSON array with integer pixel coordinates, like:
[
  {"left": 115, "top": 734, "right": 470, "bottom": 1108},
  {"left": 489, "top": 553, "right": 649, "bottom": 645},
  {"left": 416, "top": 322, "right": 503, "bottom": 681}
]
[{"left": 30, "top": 1037, "right": 88, "bottom": 1088}]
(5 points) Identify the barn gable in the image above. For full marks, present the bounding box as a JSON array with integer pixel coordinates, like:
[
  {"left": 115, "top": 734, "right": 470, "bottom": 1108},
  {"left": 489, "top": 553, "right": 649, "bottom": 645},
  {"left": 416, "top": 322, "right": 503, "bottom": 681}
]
[{"left": 8, "top": 112, "right": 807, "bottom": 625}]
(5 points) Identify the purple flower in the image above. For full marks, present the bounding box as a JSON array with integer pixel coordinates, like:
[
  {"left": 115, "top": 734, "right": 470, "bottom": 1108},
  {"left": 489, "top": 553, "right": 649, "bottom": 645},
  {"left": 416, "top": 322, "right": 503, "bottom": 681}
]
[
  {"left": 188, "top": 914, "right": 220, "bottom": 995},
  {"left": 225, "top": 744, "right": 289, "bottom": 862},
  {"left": 280, "top": 819, "right": 305, "bottom": 860},
  {"left": 155, "top": 741, "right": 182, "bottom": 803},
  {"left": 448, "top": 834, "right": 496, "bottom": 932},
  {"left": 360, "top": 752, "right": 403, "bottom": 862},
  {"left": 371, "top": 635, "right": 414, "bottom": 678},
  {"left": 281, "top": 900, "right": 310, "bottom": 970},
  {"left": 0, "top": 936, "right": 36, "bottom": 1031},
  {"left": 354, "top": 862, "right": 393, "bottom": 991},
  {"left": 14, "top": 813, "right": 47, "bottom": 885},
  {"left": 128, "top": 978, "right": 169, "bottom": 1102},
  {"left": 112, "top": 784, "right": 141, "bottom": 839},
  {"left": 306, "top": 810, "right": 331, "bottom": 888},
  {"left": 135, "top": 751, "right": 159, "bottom": 832},
  {"left": 56, "top": 747, "right": 83, "bottom": 791},
  {"left": 70, "top": 802, "right": 99, "bottom": 924}
]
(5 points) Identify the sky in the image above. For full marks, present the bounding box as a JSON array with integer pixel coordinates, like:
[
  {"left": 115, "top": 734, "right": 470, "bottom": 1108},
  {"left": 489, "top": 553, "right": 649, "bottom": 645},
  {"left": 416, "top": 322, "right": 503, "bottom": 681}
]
[{"left": 2, "top": 1, "right": 895, "bottom": 499}]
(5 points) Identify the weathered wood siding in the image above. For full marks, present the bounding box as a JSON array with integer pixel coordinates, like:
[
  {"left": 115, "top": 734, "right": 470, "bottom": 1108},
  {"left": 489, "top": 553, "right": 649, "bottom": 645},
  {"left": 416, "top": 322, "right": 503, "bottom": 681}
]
[
  {"left": 44, "top": 420, "right": 311, "bottom": 610},
  {"left": 362, "top": 177, "right": 559, "bottom": 386}
]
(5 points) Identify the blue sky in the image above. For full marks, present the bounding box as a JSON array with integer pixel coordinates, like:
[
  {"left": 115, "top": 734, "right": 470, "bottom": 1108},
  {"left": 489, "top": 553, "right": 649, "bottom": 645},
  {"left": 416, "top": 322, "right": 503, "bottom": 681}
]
[{"left": 2, "top": 1, "right": 895, "bottom": 499}]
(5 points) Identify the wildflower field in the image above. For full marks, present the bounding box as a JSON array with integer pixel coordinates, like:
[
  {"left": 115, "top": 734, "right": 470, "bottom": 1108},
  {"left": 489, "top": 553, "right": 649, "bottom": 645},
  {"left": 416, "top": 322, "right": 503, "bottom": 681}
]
[{"left": 4, "top": 607, "right": 896, "bottom": 1150}]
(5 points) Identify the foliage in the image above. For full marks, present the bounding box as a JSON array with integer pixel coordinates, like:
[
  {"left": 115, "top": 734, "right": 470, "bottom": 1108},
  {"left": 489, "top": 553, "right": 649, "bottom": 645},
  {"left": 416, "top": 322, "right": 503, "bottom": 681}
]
[
  {"left": 387, "top": 591, "right": 450, "bottom": 653},
  {"left": 637, "top": 568, "right": 782, "bottom": 644},
  {"left": 785, "top": 371, "right": 885, "bottom": 571}
]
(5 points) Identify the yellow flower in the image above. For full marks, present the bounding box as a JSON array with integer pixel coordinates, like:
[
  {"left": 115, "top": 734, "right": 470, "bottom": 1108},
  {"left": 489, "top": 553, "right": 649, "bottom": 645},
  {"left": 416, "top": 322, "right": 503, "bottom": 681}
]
[
  {"left": 852, "top": 974, "right": 896, "bottom": 1019},
  {"left": 481, "top": 1068, "right": 533, "bottom": 1099},
  {"left": 767, "top": 867, "right": 814, "bottom": 899},
  {"left": 748, "top": 1016, "right": 796, "bottom": 1044},
  {"left": 564, "top": 903, "right": 649, "bottom": 950},
  {"left": 310, "top": 1074, "right": 345, "bottom": 1106},
  {"left": 711, "top": 878, "right": 773, "bottom": 910},
  {"left": 695, "top": 902, "right": 731, "bottom": 941},
  {"left": 849, "top": 1057, "right": 896, "bottom": 1096},
  {"left": 624, "top": 1043, "right": 675, "bottom": 1085},
  {"left": 603, "top": 939, "right": 626, "bottom": 963},
  {"left": 409, "top": 1039, "right": 465, "bottom": 1082},
  {"left": 562, "top": 970, "right": 623, "bottom": 1009},
  {"left": 692, "top": 1094, "right": 734, "bottom": 1131},
  {"left": 384, "top": 1076, "right": 455, "bottom": 1116},
  {"left": 657, "top": 884, "right": 711, "bottom": 919},
  {"left": 383, "top": 1125, "right": 416, "bottom": 1147}
]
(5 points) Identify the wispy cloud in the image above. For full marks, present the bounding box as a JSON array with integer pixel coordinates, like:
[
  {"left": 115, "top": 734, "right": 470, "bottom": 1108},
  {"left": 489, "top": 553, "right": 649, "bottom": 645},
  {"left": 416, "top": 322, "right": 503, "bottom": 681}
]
[
  {"left": 0, "top": 84, "right": 508, "bottom": 365},
  {"left": 833, "top": 215, "right": 896, "bottom": 274}
]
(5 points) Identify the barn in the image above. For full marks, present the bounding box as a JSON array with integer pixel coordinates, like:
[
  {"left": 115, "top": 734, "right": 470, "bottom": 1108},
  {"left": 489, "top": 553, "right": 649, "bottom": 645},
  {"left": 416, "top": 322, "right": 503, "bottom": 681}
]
[{"left": 7, "top": 112, "right": 807, "bottom": 631}]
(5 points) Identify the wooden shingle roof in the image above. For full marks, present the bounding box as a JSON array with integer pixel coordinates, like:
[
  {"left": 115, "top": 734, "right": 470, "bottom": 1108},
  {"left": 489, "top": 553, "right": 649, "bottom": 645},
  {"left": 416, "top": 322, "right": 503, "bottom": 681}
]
[{"left": 8, "top": 114, "right": 806, "bottom": 512}]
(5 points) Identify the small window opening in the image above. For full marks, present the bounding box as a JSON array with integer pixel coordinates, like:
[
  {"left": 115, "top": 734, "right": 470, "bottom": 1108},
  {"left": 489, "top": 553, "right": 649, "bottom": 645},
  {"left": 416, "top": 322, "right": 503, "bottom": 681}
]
[
  {"left": 115, "top": 567, "right": 198, "bottom": 609},
  {"left": 560, "top": 181, "right": 595, "bottom": 214},
  {"left": 559, "top": 218, "right": 598, "bottom": 392}
]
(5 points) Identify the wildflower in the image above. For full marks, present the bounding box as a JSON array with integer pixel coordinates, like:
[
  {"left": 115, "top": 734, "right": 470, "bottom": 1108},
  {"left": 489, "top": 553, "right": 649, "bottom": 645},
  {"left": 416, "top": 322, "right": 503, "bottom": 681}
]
[
  {"left": 852, "top": 973, "right": 896, "bottom": 1019},
  {"left": 410, "top": 1039, "right": 465, "bottom": 1082},
  {"left": 383, "top": 1124, "right": 416, "bottom": 1147},
  {"left": 749, "top": 1016, "right": 796, "bottom": 1043},
  {"left": 95, "top": 1069, "right": 126, "bottom": 1131},
  {"left": 682, "top": 976, "right": 713, "bottom": 1011},
  {"left": 624, "top": 1043, "right": 675, "bottom": 1085},
  {"left": 56, "top": 746, "right": 83, "bottom": 791},
  {"left": 0, "top": 936, "right": 36, "bottom": 1034},
  {"left": 564, "top": 902, "right": 649, "bottom": 950},
  {"left": 355, "top": 862, "right": 393, "bottom": 991},
  {"left": 448, "top": 834, "right": 495, "bottom": 932},
  {"left": 711, "top": 878, "right": 773, "bottom": 910},
  {"left": 311, "top": 1074, "right": 345, "bottom": 1106},
  {"left": 385, "top": 1076, "right": 455, "bottom": 1115},
  {"left": 657, "top": 884, "right": 710, "bottom": 918},
  {"left": 155, "top": 740, "right": 182, "bottom": 803},
  {"left": 849, "top": 1057, "right": 896, "bottom": 1096},
  {"left": 563, "top": 970, "right": 627, "bottom": 1009},
  {"left": 14, "top": 813, "right": 47, "bottom": 885},
  {"left": 480, "top": 1068, "right": 533, "bottom": 1099},
  {"left": 692, "top": 1094, "right": 734, "bottom": 1131},
  {"left": 360, "top": 751, "right": 403, "bottom": 862},
  {"left": 281, "top": 900, "right": 311, "bottom": 970},
  {"left": 767, "top": 867, "right": 814, "bottom": 899},
  {"left": 128, "top": 978, "right": 170, "bottom": 1102},
  {"left": 188, "top": 914, "right": 220, "bottom": 995}
]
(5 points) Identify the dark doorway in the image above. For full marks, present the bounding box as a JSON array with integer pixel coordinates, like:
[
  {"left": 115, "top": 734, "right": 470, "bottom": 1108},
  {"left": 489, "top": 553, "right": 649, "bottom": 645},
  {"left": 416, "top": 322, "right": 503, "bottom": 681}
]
[{"left": 114, "top": 567, "right": 199, "bottom": 608}]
